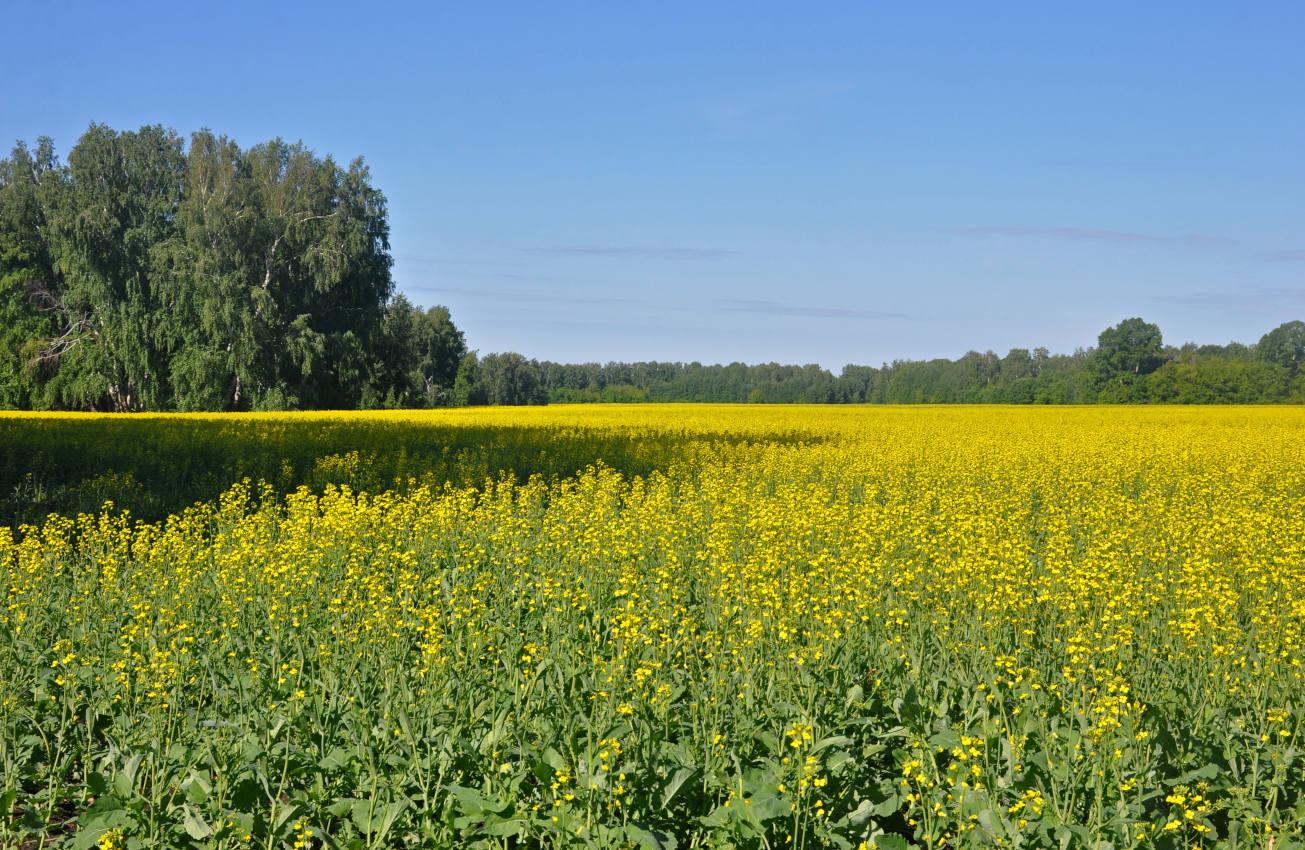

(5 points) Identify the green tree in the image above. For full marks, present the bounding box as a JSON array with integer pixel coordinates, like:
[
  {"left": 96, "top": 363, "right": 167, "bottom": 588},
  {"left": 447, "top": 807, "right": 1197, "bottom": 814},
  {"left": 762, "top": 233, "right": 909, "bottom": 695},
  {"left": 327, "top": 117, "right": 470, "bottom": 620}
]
[
  {"left": 0, "top": 140, "right": 63, "bottom": 407},
  {"left": 1257, "top": 320, "right": 1305, "bottom": 376},
  {"left": 59, "top": 124, "right": 186, "bottom": 410},
  {"left": 151, "top": 130, "right": 395, "bottom": 409},
  {"left": 412, "top": 304, "right": 466, "bottom": 405},
  {"left": 479, "top": 352, "right": 547, "bottom": 405},
  {"left": 1089, "top": 317, "right": 1164, "bottom": 401},
  {"left": 452, "top": 352, "right": 487, "bottom": 406},
  {"left": 372, "top": 296, "right": 466, "bottom": 407}
]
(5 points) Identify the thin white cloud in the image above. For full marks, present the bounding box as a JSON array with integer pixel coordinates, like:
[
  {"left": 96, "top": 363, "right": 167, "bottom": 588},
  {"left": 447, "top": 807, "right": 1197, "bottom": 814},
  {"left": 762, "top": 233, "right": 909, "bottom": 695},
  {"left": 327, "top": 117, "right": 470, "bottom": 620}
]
[
  {"left": 1155, "top": 286, "right": 1305, "bottom": 315},
  {"left": 954, "top": 226, "right": 1164, "bottom": 244},
  {"left": 721, "top": 298, "right": 907, "bottom": 320},
  {"left": 527, "top": 246, "right": 738, "bottom": 261},
  {"left": 411, "top": 285, "right": 644, "bottom": 306},
  {"left": 707, "top": 81, "right": 854, "bottom": 130}
]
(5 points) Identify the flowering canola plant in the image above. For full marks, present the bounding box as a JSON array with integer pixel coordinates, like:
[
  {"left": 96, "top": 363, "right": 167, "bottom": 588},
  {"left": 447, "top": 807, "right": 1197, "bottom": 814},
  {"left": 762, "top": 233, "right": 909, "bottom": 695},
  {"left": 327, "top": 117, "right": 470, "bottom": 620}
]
[{"left": 1, "top": 405, "right": 1303, "bottom": 849}]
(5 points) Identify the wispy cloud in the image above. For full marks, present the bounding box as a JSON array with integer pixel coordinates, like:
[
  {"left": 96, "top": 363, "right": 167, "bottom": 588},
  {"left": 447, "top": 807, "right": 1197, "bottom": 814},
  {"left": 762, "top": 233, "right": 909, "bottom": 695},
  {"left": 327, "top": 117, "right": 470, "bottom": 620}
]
[
  {"left": 707, "top": 82, "right": 853, "bottom": 130},
  {"left": 721, "top": 299, "right": 907, "bottom": 320},
  {"left": 411, "top": 285, "right": 644, "bottom": 306},
  {"left": 1155, "top": 286, "right": 1305, "bottom": 314},
  {"left": 527, "top": 246, "right": 738, "bottom": 261},
  {"left": 953, "top": 226, "right": 1243, "bottom": 250},
  {"left": 1267, "top": 249, "right": 1305, "bottom": 262},
  {"left": 1182, "top": 233, "right": 1239, "bottom": 248},
  {"left": 953, "top": 226, "right": 1164, "bottom": 244}
]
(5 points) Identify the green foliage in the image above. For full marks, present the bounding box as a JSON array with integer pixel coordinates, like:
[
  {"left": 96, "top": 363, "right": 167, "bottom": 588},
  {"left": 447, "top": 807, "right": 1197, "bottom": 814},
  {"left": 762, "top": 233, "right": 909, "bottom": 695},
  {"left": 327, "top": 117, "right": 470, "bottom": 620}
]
[
  {"left": 536, "top": 318, "right": 1305, "bottom": 406},
  {"left": 0, "top": 125, "right": 466, "bottom": 412},
  {"left": 1257, "top": 321, "right": 1305, "bottom": 375},
  {"left": 480, "top": 352, "right": 548, "bottom": 405},
  {"left": 452, "top": 352, "right": 488, "bottom": 406},
  {"left": 1088, "top": 318, "right": 1165, "bottom": 401}
]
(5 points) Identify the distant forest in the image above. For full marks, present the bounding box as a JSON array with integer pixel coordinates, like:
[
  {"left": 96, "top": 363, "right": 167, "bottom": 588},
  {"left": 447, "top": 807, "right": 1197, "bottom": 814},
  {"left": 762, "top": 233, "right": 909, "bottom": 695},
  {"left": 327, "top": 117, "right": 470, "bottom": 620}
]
[{"left": 2, "top": 125, "right": 1303, "bottom": 410}]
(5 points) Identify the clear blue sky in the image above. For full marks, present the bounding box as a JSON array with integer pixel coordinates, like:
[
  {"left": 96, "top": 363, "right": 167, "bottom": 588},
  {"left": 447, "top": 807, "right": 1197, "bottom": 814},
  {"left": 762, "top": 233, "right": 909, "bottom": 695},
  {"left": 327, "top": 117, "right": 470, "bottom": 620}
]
[{"left": 3, "top": 1, "right": 1302, "bottom": 368}]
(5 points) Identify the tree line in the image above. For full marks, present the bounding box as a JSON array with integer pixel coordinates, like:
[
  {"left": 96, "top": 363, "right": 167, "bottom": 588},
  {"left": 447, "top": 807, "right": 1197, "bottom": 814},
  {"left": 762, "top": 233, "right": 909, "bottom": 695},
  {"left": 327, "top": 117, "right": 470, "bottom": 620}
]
[
  {"left": 533, "top": 316, "right": 1305, "bottom": 405},
  {"left": 3, "top": 125, "right": 1303, "bottom": 410}
]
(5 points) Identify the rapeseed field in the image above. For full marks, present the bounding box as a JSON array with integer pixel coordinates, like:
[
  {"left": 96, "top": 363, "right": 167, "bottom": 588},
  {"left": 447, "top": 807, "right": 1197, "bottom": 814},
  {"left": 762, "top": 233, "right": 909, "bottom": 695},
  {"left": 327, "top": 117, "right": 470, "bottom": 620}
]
[{"left": 1, "top": 406, "right": 1302, "bottom": 849}]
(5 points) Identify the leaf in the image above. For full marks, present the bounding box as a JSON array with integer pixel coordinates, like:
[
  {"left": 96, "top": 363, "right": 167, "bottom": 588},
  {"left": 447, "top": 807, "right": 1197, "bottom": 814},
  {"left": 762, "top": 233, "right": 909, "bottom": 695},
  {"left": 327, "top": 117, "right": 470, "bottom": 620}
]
[
  {"left": 69, "top": 809, "right": 134, "bottom": 850},
  {"left": 541, "top": 746, "right": 567, "bottom": 771},
  {"left": 845, "top": 798, "right": 875, "bottom": 825},
  {"left": 230, "top": 777, "right": 263, "bottom": 810},
  {"left": 182, "top": 804, "right": 214, "bottom": 840},
  {"left": 445, "top": 785, "right": 509, "bottom": 818},
  {"left": 320, "top": 747, "right": 352, "bottom": 771},
  {"left": 746, "top": 792, "right": 789, "bottom": 823},
  {"left": 661, "top": 766, "right": 697, "bottom": 810},
  {"left": 1165, "top": 763, "right": 1219, "bottom": 785},
  {"left": 927, "top": 729, "right": 960, "bottom": 750},
  {"left": 812, "top": 735, "right": 854, "bottom": 754},
  {"left": 483, "top": 815, "right": 525, "bottom": 837},
  {"left": 698, "top": 805, "right": 732, "bottom": 828},
  {"left": 874, "top": 834, "right": 912, "bottom": 850},
  {"left": 272, "top": 801, "right": 305, "bottom": 835},
  {"left": 872, "top": 785, "right": 903, "bottom": 817},
  {"left": 183, "top": 770, "right": 212, "bottom": 804},
  {"left": 351, "top": 799, "right": 378, "bottom": 834},
  {"left": 327, "top": 798, "right": 361, "bottom": 817},
  {"left": 374, "top": 798, "right": 409, "bottom": 842},
  {"left": 478, "top": 708, "right": 510, "bottom": 754},
  {"left": 113, "top": 753, "right": 143, "bottom": 798},
  {"left": 86, "top": 772, "right": 108, "bottom": 796},
  {"left": 626, "top": 822, "right": 679, "bottom": 850}
]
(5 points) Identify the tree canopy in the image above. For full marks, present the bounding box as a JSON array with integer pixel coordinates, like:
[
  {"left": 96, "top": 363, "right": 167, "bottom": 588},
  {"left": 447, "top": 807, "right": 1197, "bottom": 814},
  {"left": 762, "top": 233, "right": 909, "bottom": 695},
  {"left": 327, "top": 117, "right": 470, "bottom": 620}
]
[{"left": 0, "top": 124, "right": 466, "bottom": 411}]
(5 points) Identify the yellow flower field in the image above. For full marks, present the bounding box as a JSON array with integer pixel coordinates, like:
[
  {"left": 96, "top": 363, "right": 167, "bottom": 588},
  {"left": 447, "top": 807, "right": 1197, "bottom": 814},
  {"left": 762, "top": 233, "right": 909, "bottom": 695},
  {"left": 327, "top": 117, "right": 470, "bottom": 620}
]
[{"left": 1, "top": 406, "right": 1303, "bottom": 849}]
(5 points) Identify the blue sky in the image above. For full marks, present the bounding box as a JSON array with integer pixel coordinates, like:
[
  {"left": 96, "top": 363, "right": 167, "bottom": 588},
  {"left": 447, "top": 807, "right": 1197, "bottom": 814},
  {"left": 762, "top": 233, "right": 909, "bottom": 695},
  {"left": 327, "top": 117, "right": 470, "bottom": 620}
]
[{"left": 3, "top": 1, "right": 1302, "bottom": 368}]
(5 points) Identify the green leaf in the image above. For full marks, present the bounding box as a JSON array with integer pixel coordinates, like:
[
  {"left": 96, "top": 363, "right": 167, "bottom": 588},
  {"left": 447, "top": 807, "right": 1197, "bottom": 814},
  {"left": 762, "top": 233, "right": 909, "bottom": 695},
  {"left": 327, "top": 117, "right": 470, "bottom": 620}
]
[
  {"left": 230, "top": 778, "right": 263, "bottom": 810},
  {"left": 351, "top": 800, "right": 377, "bottom": 834},
  {"left": 374, "top": 799, "right": 409, "bottom": 842},
  {"left": 113, "top": 753, "right": 143, "bottom": 798},
  {"left": 874, "top": 834, "right": 912, "bottom": 850},
  {"left": 812, "top": 735, "right": 855, "bottom": 753},
  {"left": 327, "top": 797, "right": 361, "bottom": 818},
  {"left": 483, "top": 815, "right": 525, "bottom": 837},
  {"left": 845, "top": 798, "right": 875, "bottom": 825},
  {"left": 661, "top": 766, "right": 697, "bottom": 810},
  {"left": 69, "top": 809, "right": 134, "bottom": 850},
  {"left": 183, "top": 771, "right": 212, "bottom": 804},
  {"left": 1165, "top": 763, "right": 1219, "bottom": 785},
  {"left": 746, "top": 792, "right": 789, "bottom": 823},
  {"left": 699, "top": 805, "right": 732, "bottom": 828},
  {"left": 182, "top": 804, "right": 214, "bottom": 840},
  {"left": 86, "top": 772, "right": 108, "bottom": 796},
  {"left": 272, "top": 801, "right": 305, "bottom": 835},
  {"left": 977, "top": 807, "right": 1003, "bottom": 837},
  {"left": 873, "top": 786, "right": 903, "bottom": 817},
  {"left": 445, "top": 785, "right": 508, "bottom": 818},
  {"left": 320, "top": 747, "right": 352, "bottom": 771},
  {"left": 625, "top": 822, "right": 678, "bottom": 850},
  {"left": 541, "top": 746, "right": 567, "bottom": 771}
]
